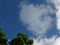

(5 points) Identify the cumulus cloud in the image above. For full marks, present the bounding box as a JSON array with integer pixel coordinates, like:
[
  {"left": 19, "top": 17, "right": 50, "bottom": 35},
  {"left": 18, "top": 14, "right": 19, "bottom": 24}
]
[
  {"left": 47, "top": 0, "right": 60, "bottom": 9},
  {"left": 47, "top": 0, "right": 60, "bottom": 32},
  {"left": 19, "top": 2, "right": 55, "bottom": 35},
  {"left": 19, "top": 1, "right": 59, "bottom": 45},
  {"left": 32, "top": 36, "right": 60, "bottom": 45}
]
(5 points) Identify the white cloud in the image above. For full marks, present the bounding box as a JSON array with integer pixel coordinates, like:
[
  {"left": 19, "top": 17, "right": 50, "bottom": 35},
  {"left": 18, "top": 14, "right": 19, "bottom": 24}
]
[
  {"left": 54, "top": 37, "right": 60, "bottom": 45},
  {"left": 47, "top": 0, "right": 60, "bottom": 9},
  {"left": 19, "top": 2, "right": 55, "bottom": 35},
  {"left": 32, "top": 36, "right": 60, "bottom": 45},
  {"left": 19, "top": 1, "right": 60, "bottom": 45},
  {"left": 47, "top": 0, "right": 60, "bottom": 32}
]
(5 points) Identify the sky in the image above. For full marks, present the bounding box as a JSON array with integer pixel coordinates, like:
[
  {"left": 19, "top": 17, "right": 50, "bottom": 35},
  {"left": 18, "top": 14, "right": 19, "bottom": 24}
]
[{"left": 0, "top": 0, "right": 60, "bottom": 45}]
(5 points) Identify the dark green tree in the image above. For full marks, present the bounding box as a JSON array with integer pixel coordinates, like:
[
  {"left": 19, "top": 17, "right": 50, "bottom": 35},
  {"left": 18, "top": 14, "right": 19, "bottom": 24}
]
[
  {"left": 0, "top": 28, "right": 8, "bottom": 45},
  {"left": 28, "top": 39, "right": 33, "bottom": 45},
  {"left": 9, "top": 32, "right": 34, "bottom": 45}
]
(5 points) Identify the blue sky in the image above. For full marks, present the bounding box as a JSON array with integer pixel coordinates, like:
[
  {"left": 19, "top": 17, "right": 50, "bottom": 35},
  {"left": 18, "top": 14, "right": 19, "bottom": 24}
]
[
  {"left": 0, "top": 0, "right": 29, "bottom": 39},
  {"left": 0, "top": 0, "right": 38, "bottom": 39},
  {"left": 0, "top": 0, "right": 60, "bottom": 45},
  {"left": 0, "top": 0, "right": 57, "bottom": 39}
]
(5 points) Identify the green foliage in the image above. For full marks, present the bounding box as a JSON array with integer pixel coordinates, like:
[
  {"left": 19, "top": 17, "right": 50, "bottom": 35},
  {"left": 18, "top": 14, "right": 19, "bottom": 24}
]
[
  {"left": 0, "top": 28, "right": 34, "bottom": 45},
  {"left": 28, "top": 39, "right": 34, "bottom": 45},
  {"left": 9, "top": 32, "right": 34, "bottom": 45},
  {"left": 0, "top": 28, "right": 8, "bottom": 45},
  {"left": 21, "top": 34, "right": 28, "bottom": 44}
]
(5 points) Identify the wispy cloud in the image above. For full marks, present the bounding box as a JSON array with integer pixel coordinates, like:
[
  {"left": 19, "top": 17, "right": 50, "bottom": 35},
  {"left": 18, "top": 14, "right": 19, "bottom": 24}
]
[
  {"left": 19, "top": 1, "right": 59, "bottom": 45},
  {"left": 19, "top": 1, "right": 55, "bottom": 36},
  {"left": 47, "top": 0, "right": 60, "bottom": 32},
  {"left": 33, "top": 36, "right": 60, "bottom": 45}
]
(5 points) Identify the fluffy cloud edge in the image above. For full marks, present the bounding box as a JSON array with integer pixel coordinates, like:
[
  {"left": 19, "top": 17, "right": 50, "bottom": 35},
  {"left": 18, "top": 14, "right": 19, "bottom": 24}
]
[
  {"left": 19, "top": 1, "right": 56, "bottom": 35},
  {"left": 32, "top": 35, "right": 60, "bottom": 45},
  {"left": 47, "top": 0, "right": 60, "bottom": 33}
]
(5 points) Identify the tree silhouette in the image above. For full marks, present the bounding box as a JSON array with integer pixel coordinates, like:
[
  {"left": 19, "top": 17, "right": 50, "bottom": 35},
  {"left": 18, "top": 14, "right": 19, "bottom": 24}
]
[
  {"left": 9, "top": 32, "right": 34, "bottom": 45},
  {"left": 0, "top": 28, "right": 8, "bottom": 45},
  {"left": 28, "top": 39, "right": 33, "bottom": 45},
  {"left": 0, "top": 28, "right": 34, "bottom": 45}
]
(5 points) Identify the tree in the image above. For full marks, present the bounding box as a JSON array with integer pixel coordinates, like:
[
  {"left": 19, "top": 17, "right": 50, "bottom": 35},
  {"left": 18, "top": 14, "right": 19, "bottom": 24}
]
[
  {"left": 9, "top": 32, "right": 34, "bottom": 45},
  {"left": 0, "top": 28, "right": 34, "bottom": 45},
  {"left": 0, "top": 28, "right": 8, "bottom": 45},
  {"left": 28, "top": 39, "right": 33, "bottom": 45}
]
